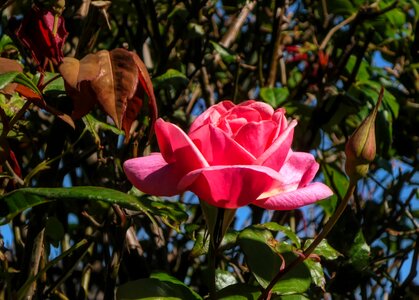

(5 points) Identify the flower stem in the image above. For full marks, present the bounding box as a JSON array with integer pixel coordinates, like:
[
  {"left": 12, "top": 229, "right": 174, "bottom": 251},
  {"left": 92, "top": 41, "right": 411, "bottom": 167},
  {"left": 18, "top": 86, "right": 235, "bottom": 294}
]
[
  {"left": 208, "top": 243, "right": 217, "bottom": 300},
  {"left": 258, "top": 181, "right": 357, "bottom": 299}
]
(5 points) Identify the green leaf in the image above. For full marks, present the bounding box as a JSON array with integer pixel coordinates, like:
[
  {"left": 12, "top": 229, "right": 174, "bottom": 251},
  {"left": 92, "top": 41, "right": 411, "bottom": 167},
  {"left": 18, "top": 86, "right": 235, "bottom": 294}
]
[
  {"left": 278, "top": 294, "right": 310, "bottom": 300},
  {"left": 258, "top": 222, "right": 301, "bottom": 248},
  {"left": 215, "top": 269, "right": 238, "bottom": 291},
  {"left": 210, "top": 41, "right": 237, "bottom": 64},
  {"left": 238, "top": 227, "right": 281, "bottom": 288},
  {"left": 303, "top": 259, "right": 325, "bottom": 289},
  {"left": 37, "top": 72, "right": 66, "bottom": 94},
  {"left": 348, "top": 230, "right": 370, "bottom": 270},
  {"left": 327, "top": 0, "right": 356, "bottom": 14},
  {"left": 320, "top": 163, "right": 348, "bottom": 215},
  {"left": 217, "top": 283, "right": 261, "bottom": 299},
  {"left": 345, "top": 55, "right": 370, "bottom": 82},
  {"left": 270, "top": 252, "right": 311, "bottom": 295},
  {"left": 0, "top": 35, "right": 18, "bottom": 53},
  {"left": 355, "top": 81, "right": 399, "bottom": 118},
  {"left": 287, "top": 67, "right": 303, "bottom": 89},
  {"left": 0, "top": 187, "right": 187, "bottom": 225},
  {"left": 116, "top": 272, "right": 202, "bottom": 300},
  {"left": 0, "top": 93, "right": 26, "bottom": 117},
  {"left": 260, "top": 87, "right": 289, "bottom": 107},
  {"left": 303, "top": 239, "right": 341, "bottom": 260},
  {"left": 187, "top": 23, "right": 205, "bottom": 38},
  {"left": 152, "top": 69, "right": 189, "bottom": 89},
  {"left": 84, "top": 113, "right": 125, "bottom": 137},
  {"left": 0, "top": 71, "right": 41, "bottom": 96},
  {"left": 238, "top": 227, "right": 311, "bottom": 294},
  {"left": 190, "top": 230, "right": 209, "bottom": 258},
  {"left": 140, "top": 195, "right": 189, "bottom": 226},
  {"left": 0, "top": 71, "right": 20, "bottom": 90}
]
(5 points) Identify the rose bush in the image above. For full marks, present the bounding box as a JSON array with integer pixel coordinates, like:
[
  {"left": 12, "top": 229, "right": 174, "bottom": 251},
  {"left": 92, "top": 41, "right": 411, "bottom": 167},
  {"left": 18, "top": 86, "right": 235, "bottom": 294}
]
[{"left": 124, "top": 100, "right": 332, "bottom": 209}]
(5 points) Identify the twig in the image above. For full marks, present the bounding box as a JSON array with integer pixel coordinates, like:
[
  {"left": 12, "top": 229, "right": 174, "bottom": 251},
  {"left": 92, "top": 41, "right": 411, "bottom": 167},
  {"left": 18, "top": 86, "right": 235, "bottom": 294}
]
[
  {"left": 266, "top": 4, "right": 286, "bottom": 87},
  {"left": 397, "top": 238, "right": 418, "bottom": 291},
  {"left": 220, "top": 1, "right": 257, "bottom": 48},
  {"left": 319, "top": 13, "right": 357, "bottom": 50},
  {"left": 214, "top": 1, "right": 257, "bottom": 65},
  {"left": 321, "top": 0, "right": 330, "bottom": 28},
  {"left": 4, "top": 160, "right": 24, "bottom": 186},
  {"left": 18, "top": 239, "right": 91, "bottom": 300},
  {"left": 21, "top": 227, "right": 45, "bottom": 299},
  {"left": 201, "top": 67, "right": 215, "bottom": 106}
]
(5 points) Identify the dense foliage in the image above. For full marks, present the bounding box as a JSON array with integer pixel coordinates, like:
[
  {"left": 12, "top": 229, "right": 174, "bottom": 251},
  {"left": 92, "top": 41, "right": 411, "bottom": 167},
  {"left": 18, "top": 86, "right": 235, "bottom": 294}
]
[{"left": 0, "top": 0, "right": 418, "bottom": 299}]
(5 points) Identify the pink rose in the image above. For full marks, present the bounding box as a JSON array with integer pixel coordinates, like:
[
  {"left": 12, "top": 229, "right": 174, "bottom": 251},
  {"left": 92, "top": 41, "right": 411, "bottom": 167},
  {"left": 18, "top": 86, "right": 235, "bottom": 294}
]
[{"left": 124, "top": 100, "right": 332, "bottom": 209}]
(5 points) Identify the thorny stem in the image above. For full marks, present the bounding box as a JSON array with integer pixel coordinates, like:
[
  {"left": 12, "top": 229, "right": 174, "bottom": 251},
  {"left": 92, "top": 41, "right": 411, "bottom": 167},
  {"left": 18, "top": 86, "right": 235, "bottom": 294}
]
[{"left": 258, "top": 181, "right": 357, "bottom": 299}]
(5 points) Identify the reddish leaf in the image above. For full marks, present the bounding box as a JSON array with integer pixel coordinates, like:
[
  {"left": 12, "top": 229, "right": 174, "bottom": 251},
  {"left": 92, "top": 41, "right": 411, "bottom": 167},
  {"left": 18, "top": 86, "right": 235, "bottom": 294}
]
[
  {"left": 14, "top": 85, "right": 43, "bottom": 103},
  {"left": 98, "top": 49, "right": 139, "bottom": 129},
  {"left": 59, "top": 48, "right": 157, "bottom": 140},
  {"left": 16, "top": 5, "right": 68, "bottom": 68},
  {"left": 132, "top": 53, "right": 158, "bottom": 139},
  {"left": 59, "top": 57, "right": 97, "bottom": 119}
]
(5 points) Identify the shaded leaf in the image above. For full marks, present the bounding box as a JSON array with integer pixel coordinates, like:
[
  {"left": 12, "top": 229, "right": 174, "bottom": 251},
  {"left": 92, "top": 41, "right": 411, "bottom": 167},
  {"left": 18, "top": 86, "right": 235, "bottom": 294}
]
[
  {"left": 116, "top": 271, "right": 202, "bottom": 300},
  {"left": 238, "top": 227, "right": 311, "bottom": 294},
  {"left": 348, "top": 230, "right": 370, "bottom": 270},
  {"left": 45, "top": 216, "right": 65, "bottom": 247},
  {"left": 319, "top": 163, "right": 348, "bottom": 215},
  {"left": 238, "top": 227, "right": 281, "bottom": 288},
  {"left": 217, "top": 283, "right": 261, "bottom": 299},
  {"left": 210, "top": 41, "right": 237, "bottom": 64},
  {"left": 270, "top": 252, "right": 311, "bottom": 295},
  {"left": 152, "top": 69, "right": 189, "bottom": 89},
  {"left": 0, "top": 187, "right": 187, "bottom": 225}
]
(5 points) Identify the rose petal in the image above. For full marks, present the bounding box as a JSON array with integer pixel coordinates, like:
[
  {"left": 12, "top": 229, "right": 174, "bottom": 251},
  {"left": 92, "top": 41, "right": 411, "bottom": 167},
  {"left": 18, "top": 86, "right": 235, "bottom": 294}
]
[
  {"left": 189, "top": 124, "right": 255, "bottom": 165},
  {"left": 241, "top": 101, "right": 274, "bottom": 119},
  {"left": 271, "top": 108, "right": 288, "bottom": 139},
  {"left": 189, "top": 100, "right": 235, "bottom": 133},
  {"left": 280, "top": 151, "right": 319, "bottom": 188},
  {"left": 124, "top": 154, "right": 183, "bottom": 196},
  {"left": 255, "top": 120, "right": 297, "bottom": 170},
  {"left": 224, "top": 106, "right": 262, "bottom": 124},
  {"left": 257, "top": 151, "right": 320, "bottom": 198},
  {"left": 178, "top": 165, "right": 279, "bottom": 208},
  {"left": 155, "top": 119, "right": 209, "bottom": 170},
  {"left": 234, "top": 120, "right": 277, "bottom": 158},
  {"left": 254, "top": 182, "right": 333, "bottom": 210}
]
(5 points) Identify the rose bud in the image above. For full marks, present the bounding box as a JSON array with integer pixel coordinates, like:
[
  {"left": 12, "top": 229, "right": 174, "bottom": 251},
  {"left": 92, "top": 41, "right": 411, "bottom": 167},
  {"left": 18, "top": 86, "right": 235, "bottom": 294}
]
[{"left": 345, "top": 88, "right": 383, "bottom": 181}]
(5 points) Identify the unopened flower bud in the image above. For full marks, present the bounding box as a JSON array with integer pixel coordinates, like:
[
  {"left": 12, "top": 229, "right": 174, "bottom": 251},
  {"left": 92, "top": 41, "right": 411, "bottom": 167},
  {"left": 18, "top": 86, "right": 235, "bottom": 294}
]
[{"left": 345, "top": 88, "right": 383, "bottom": 181}]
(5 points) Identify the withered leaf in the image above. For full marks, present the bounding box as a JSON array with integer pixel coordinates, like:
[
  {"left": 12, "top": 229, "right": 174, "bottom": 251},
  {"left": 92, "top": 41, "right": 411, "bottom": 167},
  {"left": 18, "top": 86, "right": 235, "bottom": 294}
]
[{"left": 60, "top": 48, "right": 157, "bottom": 140}]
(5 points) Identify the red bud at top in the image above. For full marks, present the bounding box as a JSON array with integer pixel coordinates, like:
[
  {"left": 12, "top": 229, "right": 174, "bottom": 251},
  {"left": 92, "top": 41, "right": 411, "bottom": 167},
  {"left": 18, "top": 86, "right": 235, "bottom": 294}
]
[
  {"left": 345, "top": 87, "right": 383, "bottom": 182},
  {"left": 16, "top": 5, "right": 68, "bottom": 69}
]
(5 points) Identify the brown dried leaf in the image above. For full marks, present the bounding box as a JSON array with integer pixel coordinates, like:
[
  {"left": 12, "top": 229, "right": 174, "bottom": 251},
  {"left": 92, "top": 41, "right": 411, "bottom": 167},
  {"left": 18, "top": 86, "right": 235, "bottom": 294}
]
[
  {"left": 59, "top": 48, "right": 157, "bottom": 138},
  {"left": 59, "top": 57, "right": 80, "bottom": 90},
  {"left": 59, "top": 56, "right": 97, "bottom": 119},
  {"left": 92, "top": 49, "right": 138, "bottom": 129}
]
